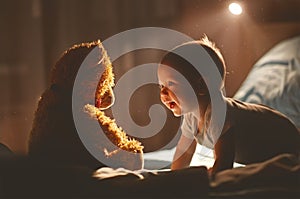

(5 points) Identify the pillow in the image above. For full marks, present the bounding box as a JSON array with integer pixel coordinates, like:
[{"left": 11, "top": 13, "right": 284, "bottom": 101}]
[{"left": 234, "top": 35, "right": 300, "bottom": 128}]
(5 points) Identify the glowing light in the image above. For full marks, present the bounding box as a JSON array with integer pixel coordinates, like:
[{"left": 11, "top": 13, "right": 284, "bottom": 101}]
[{"left": 229, "top": 2, "right": 243, "bottom": 15}]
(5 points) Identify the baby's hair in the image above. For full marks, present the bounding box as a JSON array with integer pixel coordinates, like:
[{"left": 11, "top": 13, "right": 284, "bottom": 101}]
[
  {"left": 198, "top": 34, "right": 226, "bottom": 81},
  {"left": 160, "top": 35, "right": 226, "bottom": 91},
  {"left": 184, "top": 34, "right": 226, "bottom": 82}
]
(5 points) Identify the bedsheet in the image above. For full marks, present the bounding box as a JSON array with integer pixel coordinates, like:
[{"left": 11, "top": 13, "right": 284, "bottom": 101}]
[{"left": 144, "top": 144, "right": 244, "bottom": 170}]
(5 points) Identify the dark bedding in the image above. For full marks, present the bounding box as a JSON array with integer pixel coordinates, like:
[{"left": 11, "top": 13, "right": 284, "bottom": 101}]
[
  {"left": 210, "top": 153, "right": 299, "bottom": 198},
  {"left": 0, "top": 152, "right": 299, "bottom": 198},
  {"left": 0, "top": 155, "right": 208, "bottom": 198}
]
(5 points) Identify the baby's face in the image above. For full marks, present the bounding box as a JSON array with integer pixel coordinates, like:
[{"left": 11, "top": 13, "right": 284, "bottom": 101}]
[{"left": 157, "top": 64, "right": 198, "bottom": 117}]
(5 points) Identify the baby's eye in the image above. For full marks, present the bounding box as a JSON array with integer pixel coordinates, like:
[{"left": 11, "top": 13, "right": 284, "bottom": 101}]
[{"left": 167, "top": 81, "right": 175, "bottom": 87}]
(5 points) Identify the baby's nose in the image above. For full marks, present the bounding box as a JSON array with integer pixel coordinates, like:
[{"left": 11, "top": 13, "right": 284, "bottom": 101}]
[
  {"left": 160, "top": 87, "right": 171, "bottom": 103},
  {"left": 160, "top": 86, "right": 169, "bottom": 96}
]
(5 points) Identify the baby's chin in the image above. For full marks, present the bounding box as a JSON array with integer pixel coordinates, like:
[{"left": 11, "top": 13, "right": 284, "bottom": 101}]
[
  {"left": 173, "top": 113, "right": 183, "bottom": 117},
  {"left": 171, "top": 108, "right": 182, "bottom": 117}
]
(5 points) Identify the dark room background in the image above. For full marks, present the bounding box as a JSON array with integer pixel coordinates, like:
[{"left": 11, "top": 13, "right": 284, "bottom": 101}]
[{"left": 1, "top": 0, "right": 300, "bottom": 154}]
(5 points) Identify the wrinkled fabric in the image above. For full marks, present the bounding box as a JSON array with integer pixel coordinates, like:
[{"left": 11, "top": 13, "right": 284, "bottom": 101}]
[
  {"left": 234, "top": 35, "right": 300, "bottom": 128},
  {"left": 210, "top": 153, "right": 300, "bottom": 198}
]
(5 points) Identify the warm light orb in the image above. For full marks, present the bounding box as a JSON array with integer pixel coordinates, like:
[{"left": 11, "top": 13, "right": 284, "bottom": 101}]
[{"left": 229, "top": 2, "right": 243, "bottom": 15}]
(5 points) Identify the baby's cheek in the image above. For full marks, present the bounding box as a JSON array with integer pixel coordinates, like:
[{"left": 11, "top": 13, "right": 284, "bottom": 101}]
[{"left": 159, "top": 95, "right": 166, "bottom": 105}]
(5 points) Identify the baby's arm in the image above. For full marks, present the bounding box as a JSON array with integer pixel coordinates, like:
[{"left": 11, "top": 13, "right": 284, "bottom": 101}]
[
  {"left": 171, "top": 135, "right": 197, "bottom": 170},
  {"left": 211, "top": 127, "right": 235, "bottom": 173}
]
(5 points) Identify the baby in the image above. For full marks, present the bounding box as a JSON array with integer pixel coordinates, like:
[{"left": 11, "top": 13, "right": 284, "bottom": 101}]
[{"left": 157, "top": 35, "right": 300, "bottom": 173}]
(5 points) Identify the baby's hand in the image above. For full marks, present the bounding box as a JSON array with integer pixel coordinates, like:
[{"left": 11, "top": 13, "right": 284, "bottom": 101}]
[{"left": 207, "top": 167, "right": 215, "bottom": 175}]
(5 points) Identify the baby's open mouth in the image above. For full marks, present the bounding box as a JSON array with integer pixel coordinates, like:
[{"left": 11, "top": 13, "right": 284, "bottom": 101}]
[{"left": 169, "top": 101, "right": 176, "bottom": 109}]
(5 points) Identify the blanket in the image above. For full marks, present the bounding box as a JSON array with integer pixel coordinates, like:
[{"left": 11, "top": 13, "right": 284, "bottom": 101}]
[{"left": 0, "top": 153, "right": 298, "bottom": 198}]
